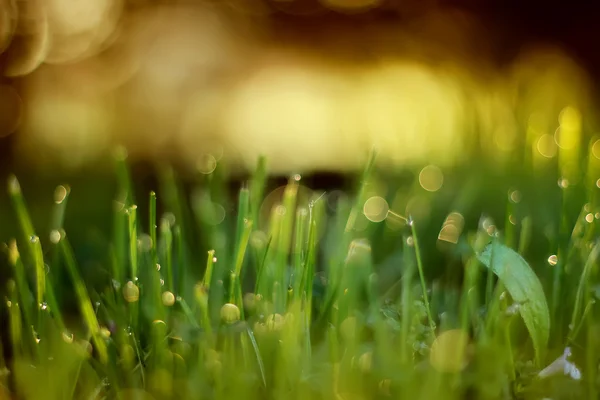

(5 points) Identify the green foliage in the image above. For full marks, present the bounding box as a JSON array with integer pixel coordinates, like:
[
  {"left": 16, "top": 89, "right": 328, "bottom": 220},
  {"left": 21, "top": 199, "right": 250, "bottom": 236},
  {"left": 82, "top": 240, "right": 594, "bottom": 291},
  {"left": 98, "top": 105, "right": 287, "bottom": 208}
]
[
  {"left": 1, "top": 133, "right": 600, "bottom": 400},
  {"left": 477, "top": 242, "right": 550, "bottom": 365}
]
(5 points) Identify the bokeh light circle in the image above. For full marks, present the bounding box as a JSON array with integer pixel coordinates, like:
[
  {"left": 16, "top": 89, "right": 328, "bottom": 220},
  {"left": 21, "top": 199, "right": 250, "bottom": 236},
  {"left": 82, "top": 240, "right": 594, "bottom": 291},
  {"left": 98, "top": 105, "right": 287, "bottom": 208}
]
[
  {"left": 363, "top": 196, "right": 389, "bottom": 223},
  {"left": 419, "top": 165, "right": 444, "bottom": 192}
]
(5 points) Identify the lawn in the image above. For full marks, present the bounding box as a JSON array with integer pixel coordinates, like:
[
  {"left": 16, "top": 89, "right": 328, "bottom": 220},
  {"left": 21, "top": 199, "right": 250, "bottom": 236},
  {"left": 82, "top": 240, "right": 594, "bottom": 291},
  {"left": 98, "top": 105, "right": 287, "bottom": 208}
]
[{"left": 1, "top": 108, "right": 599, "bottom": 399}]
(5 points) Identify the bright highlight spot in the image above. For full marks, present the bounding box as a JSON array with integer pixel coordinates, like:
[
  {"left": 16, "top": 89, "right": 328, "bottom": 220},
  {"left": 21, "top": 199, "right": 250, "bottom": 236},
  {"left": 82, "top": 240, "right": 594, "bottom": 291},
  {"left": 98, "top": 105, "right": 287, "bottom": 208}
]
[
  {"left": 509, "top": 189, "right": 522, "bottom": 204},
  {"left": 537, "top": 134, "right": 557, "bottom": 158},
  {"left": 429, "top": 329, "right": 470, "bottom": 373},
  {"left": 548, "top": 255, "right": 558, "bottom": 266},
  {"left": 197, "top": 154, "right": 217, "bottom": 174},
  {"left": 363, "top": 196, "right": 389, "bottom": 223},
  {"left": 592, "top": 140, "right": 600, "bottom": 160},
  {"left": 419, "top": 165, "right": 443, "bottom": 192},
  {"left": 438, "top": 212, "right": 465, "bottom": 244}
]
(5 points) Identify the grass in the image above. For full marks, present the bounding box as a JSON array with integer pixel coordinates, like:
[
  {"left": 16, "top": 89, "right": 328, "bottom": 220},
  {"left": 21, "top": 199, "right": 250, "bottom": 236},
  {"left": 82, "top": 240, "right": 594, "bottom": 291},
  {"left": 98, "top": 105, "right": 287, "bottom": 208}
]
[{"left": 1, "top": 112, "right": 600, "bottom": 399}]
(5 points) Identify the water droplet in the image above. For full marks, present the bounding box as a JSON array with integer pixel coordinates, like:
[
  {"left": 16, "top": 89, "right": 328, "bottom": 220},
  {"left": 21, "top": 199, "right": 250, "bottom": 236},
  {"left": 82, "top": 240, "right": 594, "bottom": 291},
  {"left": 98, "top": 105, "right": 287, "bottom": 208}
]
[
  {"left": 7, "top": 175, "right": 21, "bottom": 194},
  {"left": 293, "top": 174, "right": 301, "bottom": 181},
  {"left": 596, "top": 213, "right": 600, "bottom": 220},
  {"left": 508, "top": 215, "right": 517, "bottom": 225},
  {"left": 596, "top": 179, "right": 600, "bottom": 189},
  {"left": 558, "top": 178, "right": 569, "bottom": 189},
  {"left": 586, "top": 213, "right": 594, "bottom": 223},
  {"left": 548, "top": 255, "right": 558, "bottom": 266},
  {"left": 160, "top": 278, "right": 165, "bottom": 286},
  {"left": 49, "top": 230, "right": 61, "bottom": 244},
  {"left": 54, "top": 185, "right": 69, "bottom": 204},
  {"left": 162, "top": 291, "right": 175, "bottom": 307},
  {"left": 29, "top": 235, "right": 39, "bottom": 244},
  {"left": 39, "top": 302, "right": 48, "bottom": 311},
  {"left": 112, "top": 279, "right": 121, "bottom": 290},
  {"left": 123, "top": 281, "right": 140, "bottom": 302},
  {"left": 6, "top": 300, "right": 12, "bottom": 308},
  {"left": 509, "top": 189, "right": 522, "bottom": 204},
  {"left": 406, "top": 236, "right": 414, "bottom": 247},
  {"left": 212, "top": 257, "right": 217, "bottom": 263},
  {"left": 156, "top": 263, "right": 161, "bottom": 271},
  {"left": 584, "top": 203, "right": 592, "bottom": 212}
]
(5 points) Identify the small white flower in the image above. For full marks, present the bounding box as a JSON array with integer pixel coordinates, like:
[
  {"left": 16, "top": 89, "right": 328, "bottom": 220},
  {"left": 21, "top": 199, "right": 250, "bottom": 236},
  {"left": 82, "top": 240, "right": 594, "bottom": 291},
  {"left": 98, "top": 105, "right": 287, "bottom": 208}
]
[{"left": 538, "top": 347, "right": 581, "bottom": 381}]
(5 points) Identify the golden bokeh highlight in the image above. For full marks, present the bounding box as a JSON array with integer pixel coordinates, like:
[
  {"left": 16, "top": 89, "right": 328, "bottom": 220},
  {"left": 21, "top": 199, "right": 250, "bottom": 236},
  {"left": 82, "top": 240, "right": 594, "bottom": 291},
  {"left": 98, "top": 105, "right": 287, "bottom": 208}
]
[
  {"left": 363, "top": 196, "right": 389, "bottom": 223},
  {"left": 548, "top": 254, "right": 558, "bottom": 266},
  {"left": 54, "top": 185, "right": 69, "bottom": 204},
  {"left": 592, "top": 139, "right": 600, "bottom": 160},
  {"left": 537, "top": 134, "right": 557, "bottom": 158},
  {"left": 509, "top": 189, "right": 522, "bottom": 204},
  {"left": 429, "top": 329, "right": 470, "bottom": 373},
  {"left": 0, "top": 1, "right": 592, "bottom": 175},
  {"left": 438, "top": 212, "right": 465, "bottom": 244},
  {"left": 419, "top": 165, "right": 444, "bottom": 192},
  {"left": 197, "top": 154, "right": 217, "bottom": 175}
]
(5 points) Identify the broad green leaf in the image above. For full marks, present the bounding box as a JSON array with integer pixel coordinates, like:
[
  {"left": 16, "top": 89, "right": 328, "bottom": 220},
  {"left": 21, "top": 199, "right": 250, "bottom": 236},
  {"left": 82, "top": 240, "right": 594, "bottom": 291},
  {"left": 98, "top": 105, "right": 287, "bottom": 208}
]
[{"left": 477, "top": 242, "right": 550, "bottom": 364}]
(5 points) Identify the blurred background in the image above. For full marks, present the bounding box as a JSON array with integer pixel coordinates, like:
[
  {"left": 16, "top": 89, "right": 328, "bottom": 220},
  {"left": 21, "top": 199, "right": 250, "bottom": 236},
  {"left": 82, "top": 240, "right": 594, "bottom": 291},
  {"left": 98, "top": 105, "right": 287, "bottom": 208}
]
[
  {"left": 1, "top": 0, "right": 600, "bottom": 251},
  {"left": 1, "top": 0, "right": 599, "bottom": 176}
]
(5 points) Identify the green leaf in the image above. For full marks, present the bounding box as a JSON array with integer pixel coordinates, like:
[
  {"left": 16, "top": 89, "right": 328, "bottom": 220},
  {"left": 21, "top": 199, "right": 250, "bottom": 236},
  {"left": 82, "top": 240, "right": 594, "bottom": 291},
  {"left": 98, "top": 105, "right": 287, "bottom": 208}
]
[{"left": 477, "top": 241, "right": 550, "bottom": 364}]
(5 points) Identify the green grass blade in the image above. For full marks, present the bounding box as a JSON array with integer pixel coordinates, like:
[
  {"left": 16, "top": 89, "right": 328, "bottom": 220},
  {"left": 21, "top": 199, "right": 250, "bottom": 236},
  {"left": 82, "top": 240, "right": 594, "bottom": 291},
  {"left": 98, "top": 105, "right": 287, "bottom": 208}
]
[
  {"left": 128, "top": 205, "right": 138, "bottom": 280},
  {"left": 59, "top": 234, "right": 108, "bottom": 365},
  {"left": 410, "top": 220, "right": 436, "bottom": 336}
]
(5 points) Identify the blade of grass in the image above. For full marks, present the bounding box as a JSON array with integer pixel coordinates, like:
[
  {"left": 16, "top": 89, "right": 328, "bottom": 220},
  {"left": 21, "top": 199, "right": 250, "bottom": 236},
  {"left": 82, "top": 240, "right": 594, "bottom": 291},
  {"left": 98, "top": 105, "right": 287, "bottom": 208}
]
[
  {"left": 149, "top": 191, "right": 158, "bottom": 266},
  {"left": 6, "top": 240, "right": 35, "bottom": 349},
  {"left": 127, "top": 205, "right": 138, "bottom": 280},
  {"left": 249, "top": 156, "right": 268, "bottom": 225},
  {"left": 409, "top": 219, "right": 436, "bottom": 336},
  {"left": 8, "top": 176, "right": 46, "bottom": 325},
  {"left": 59, "top": 233, "right": 108, "bottom": 364},
  {"left": 160, "top": 218, "right": 174, "bottom": 292}
]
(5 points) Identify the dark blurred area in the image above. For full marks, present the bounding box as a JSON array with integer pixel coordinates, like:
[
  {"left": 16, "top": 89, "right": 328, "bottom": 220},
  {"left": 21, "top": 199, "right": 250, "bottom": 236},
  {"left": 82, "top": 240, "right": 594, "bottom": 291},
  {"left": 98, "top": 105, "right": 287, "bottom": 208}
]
[{"left": 0, "top": 0, "right": 598, "bottom": 177}]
